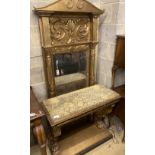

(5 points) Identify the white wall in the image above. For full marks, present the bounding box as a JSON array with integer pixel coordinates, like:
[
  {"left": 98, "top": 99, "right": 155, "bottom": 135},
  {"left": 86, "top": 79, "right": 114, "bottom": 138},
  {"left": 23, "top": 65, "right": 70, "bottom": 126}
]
[{"left": 97, "top": 0, "right": 125, "bottom": 88}]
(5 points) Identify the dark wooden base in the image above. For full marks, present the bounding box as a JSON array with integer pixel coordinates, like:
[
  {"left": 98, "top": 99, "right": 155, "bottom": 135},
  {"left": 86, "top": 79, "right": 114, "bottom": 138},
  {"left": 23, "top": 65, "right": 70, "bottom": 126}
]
[{"left": 49, "top": 123, "right": 112, "bottom": 155}]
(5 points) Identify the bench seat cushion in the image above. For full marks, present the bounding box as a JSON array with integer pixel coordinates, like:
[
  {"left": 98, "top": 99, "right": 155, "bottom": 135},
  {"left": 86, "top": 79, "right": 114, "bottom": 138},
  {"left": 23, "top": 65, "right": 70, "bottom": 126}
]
[{"left": 43, "top": 85, "right": 121, "bottom": 126}]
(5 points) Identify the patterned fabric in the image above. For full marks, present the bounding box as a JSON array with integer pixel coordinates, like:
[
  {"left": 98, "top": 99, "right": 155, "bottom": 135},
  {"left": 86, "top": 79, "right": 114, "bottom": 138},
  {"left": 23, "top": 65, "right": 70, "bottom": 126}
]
[{"left": 43, "top": 85, "right": 121, "bottom": 125}]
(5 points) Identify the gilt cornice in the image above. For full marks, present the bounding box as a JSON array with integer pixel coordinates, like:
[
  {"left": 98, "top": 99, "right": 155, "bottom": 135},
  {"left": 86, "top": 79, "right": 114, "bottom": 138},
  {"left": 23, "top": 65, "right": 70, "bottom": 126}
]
[{"left": 34, "top": 0, "right": 104, "bottom": 15}]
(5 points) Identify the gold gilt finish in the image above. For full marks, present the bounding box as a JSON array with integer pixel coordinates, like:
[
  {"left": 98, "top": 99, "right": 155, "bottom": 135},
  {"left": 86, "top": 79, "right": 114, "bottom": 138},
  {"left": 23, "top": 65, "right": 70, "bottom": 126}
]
[
  {"left": 49, "top": 15, "right": 90, "bottom": 45},
  {"left": 34, "top": 0, "right": 104, "bottom": 15},
  {"left": 34, "top": 0, "right": 104, "bottom": 97}
]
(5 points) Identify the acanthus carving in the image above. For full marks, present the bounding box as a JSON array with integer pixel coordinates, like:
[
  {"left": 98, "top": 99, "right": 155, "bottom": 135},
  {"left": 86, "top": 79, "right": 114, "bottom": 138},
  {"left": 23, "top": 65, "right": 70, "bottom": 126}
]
[{"left": 49, "top": 16, "right": 90, "bottom": 46}]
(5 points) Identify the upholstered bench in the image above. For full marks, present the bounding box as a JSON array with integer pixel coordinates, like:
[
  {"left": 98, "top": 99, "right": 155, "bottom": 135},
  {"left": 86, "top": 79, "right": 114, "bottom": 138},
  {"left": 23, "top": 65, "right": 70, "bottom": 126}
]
[{"left": 42, "top": 84, "right": 121, "bottom": 154}]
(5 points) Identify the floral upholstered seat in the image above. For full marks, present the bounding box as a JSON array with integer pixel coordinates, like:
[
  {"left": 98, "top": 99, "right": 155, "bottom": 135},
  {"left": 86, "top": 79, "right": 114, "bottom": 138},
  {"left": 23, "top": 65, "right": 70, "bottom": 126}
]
[{"left": 43, "top": 85, "right": 121, "bottom": 126}]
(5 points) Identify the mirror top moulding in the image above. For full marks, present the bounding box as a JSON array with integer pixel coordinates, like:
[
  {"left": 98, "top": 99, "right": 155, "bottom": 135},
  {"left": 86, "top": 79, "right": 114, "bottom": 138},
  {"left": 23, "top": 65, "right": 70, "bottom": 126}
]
[{"left": 33, "top": 0, "right": 104, "bottom": 15}]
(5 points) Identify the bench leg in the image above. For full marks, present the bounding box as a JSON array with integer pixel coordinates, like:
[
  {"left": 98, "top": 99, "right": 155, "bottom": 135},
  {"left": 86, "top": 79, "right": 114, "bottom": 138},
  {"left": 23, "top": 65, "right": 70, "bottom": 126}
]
[
  {"left": 49, "top": 137, "right": 59, "bottom": 155},
  {"left": 49, "top": 126, "right": 61, "bottom": 155},
  {"left": 94, "top": 112, "right": 110, "bottom": 129},
  {"left": 94, "top": 107, "right": 113, "bottom": 129},
  {"left": 103, "top": 115, "right": 110, "bottom": 128}
]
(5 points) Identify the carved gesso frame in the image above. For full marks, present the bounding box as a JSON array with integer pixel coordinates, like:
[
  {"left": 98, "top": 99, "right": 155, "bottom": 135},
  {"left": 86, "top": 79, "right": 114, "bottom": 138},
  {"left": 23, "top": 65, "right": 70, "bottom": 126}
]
[{"left": 34, "top": 0, "right": 103, "bottom": 97}]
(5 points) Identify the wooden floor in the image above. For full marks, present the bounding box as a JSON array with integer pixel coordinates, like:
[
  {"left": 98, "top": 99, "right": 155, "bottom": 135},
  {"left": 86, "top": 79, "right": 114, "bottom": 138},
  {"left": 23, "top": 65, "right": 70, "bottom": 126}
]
[
  {"left": 31, "top": 116, "right": 125, "bottom": 155},
  {"left": 31, "top": 139, "right": 124, "bottom": 155},
  {"left": 57, "top": 124, "right": 112, "bottom": 155}
]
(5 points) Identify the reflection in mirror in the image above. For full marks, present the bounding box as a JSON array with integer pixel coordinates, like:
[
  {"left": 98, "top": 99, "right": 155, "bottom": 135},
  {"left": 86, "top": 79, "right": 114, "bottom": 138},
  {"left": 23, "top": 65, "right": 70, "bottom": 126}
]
[{"left": 53, "top": 52, "right": 87, "bottom": 95}]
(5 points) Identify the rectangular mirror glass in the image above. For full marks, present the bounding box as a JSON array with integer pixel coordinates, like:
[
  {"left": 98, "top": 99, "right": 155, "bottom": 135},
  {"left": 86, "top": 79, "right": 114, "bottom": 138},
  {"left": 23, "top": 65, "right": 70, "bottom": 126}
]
[{"left": 53, "top": 51, "right": 87, "bottom": 95}]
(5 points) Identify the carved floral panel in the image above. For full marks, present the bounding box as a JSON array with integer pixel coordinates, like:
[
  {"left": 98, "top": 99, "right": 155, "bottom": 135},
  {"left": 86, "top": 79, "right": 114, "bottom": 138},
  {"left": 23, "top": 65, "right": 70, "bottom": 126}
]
[{"left": 49, "top": 15, "right": 91, "bottom": 46}]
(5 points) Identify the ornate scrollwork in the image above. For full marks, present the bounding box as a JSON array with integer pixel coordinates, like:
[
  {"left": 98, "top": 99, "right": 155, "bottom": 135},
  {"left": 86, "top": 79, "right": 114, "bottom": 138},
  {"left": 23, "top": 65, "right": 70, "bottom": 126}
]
[
  {"left": 76, "top": 18, "right": 89, "bottom": 40},
  {"left": 49, "top": 16, "right": 90, "bottom": 46},
  {"left": 50, "top": 18, "right": 66, "bottom": 44}
]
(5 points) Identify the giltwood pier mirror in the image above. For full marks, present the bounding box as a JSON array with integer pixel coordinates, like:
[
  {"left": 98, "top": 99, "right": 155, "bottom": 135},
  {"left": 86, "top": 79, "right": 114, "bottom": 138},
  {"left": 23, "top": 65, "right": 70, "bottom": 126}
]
[{"left": 34, "top": 0, "right": 104, "bottom": 97}]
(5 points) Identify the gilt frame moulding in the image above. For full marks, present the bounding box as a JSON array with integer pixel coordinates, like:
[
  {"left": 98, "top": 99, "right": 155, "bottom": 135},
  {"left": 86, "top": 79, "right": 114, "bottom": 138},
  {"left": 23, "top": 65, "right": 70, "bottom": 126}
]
[{"left": 34, "top": 0, "right": 104, "bottom": 98}]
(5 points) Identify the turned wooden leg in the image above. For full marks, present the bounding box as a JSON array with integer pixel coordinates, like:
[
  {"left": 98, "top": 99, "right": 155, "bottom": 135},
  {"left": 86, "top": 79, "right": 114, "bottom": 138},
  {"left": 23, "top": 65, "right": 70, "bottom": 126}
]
[
  {"left": 49, "top": 126, "right": 61, "bottom": 154},
  {"left": 33, "top": 120, "right": 47, "bottom": 155}
]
